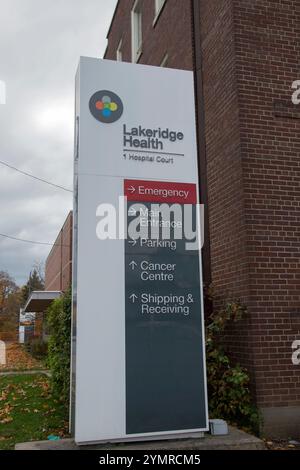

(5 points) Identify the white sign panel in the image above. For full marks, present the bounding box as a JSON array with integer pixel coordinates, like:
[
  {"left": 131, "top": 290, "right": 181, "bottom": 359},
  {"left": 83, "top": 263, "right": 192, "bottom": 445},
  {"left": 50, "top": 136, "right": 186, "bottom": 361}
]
[
  {"left": 71, "top": 57, "right": 208, "bottom": 444},
  {"left": 0, "top": 340, "right": 6, "bottom": 365},
  {"left": 0, "top": 80, "right": 6, "bottom": 105}
]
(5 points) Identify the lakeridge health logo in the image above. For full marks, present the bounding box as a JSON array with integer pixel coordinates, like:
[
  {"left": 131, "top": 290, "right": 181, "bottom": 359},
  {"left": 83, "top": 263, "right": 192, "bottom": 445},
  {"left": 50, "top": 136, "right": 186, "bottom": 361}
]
[{"left": 89, "top": 90, "right": 123, "bottom": 124}]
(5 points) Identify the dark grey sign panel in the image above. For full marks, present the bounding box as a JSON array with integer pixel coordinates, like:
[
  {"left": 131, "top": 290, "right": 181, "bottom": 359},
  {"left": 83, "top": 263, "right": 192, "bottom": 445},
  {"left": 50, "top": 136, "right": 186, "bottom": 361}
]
[{"left": 125, "top": 201, "right": 207, "bottom": 434}]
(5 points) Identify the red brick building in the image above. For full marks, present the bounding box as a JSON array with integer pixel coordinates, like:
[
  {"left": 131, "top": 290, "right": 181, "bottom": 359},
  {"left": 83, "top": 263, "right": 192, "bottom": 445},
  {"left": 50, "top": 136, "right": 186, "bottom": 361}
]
[
  {"left": 45, "top": 211, "right": 73, "bottom": 292},
  {"left": 24, "top": 212, "right": 72, "bottom": 329},
  {"left": 104, "top": 0, "right": 300, "bottom": 437}
]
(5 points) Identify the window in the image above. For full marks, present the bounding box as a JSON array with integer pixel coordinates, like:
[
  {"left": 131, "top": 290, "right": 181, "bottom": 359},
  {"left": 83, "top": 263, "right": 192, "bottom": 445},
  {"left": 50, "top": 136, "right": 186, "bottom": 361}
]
[
  {"left": 160, "top": 53, "right": 168, "bottom": 67},
  {"left": 131, "top": 0, "right": 142, "bottom": 63},
  {"left": 154, "top": 0, "right": 166, "bottom": 25},
  {"left": 116, "top": 38, "right": 123, "bottom": 62}
]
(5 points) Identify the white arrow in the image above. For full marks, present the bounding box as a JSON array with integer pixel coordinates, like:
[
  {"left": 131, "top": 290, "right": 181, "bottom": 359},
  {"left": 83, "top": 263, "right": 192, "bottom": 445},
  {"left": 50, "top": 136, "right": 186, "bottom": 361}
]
[
  {"left": 128, "top": 208, "right": 137, "bottom": 216},
  {"left": 128, "top": 239, "right": 137, "bottom": 247},
  {"left": 128, "top": 186, "right": 136, "bottom": 194},
  {"left": 129, "top": 261, "right": 137, "bottom": 270},
  {"left": 130, "top": 293, "right": 138, "bottom": 303}
]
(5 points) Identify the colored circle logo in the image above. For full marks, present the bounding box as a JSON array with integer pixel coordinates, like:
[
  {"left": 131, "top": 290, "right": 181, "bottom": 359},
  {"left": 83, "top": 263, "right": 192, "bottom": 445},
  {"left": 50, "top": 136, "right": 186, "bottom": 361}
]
[{"left": 89, "top": 90, "right": 123, "bottom": 124}]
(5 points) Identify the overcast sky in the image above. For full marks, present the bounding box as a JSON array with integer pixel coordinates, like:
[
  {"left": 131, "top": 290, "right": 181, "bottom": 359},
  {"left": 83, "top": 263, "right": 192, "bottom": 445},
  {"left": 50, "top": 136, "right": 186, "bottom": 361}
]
[{"left": 0, "top": 0, "right": 117, "bottom": 285}]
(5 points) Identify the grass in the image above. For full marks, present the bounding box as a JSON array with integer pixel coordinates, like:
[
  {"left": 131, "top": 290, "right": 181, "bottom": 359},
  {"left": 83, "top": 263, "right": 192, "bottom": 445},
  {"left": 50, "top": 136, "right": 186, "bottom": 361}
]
[{"left": 0, "top": 374, "right": 69, "bottom": 450}]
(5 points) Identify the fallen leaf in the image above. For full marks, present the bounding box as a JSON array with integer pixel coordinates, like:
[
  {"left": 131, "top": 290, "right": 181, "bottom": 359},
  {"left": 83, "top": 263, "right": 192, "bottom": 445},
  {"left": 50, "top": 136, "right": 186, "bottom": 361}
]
[{"left": 0, "top": 417, "right": 13, "bottom": 424}]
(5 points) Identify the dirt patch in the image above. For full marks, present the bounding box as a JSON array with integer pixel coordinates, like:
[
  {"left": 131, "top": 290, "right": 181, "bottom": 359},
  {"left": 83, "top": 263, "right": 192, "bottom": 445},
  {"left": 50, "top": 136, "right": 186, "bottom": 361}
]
[
  {"left": 0, "top": 343, "right": 44, "bottom": 371},
  {"left": 264, "top": 439, "right": 300, "bottom": 450}
]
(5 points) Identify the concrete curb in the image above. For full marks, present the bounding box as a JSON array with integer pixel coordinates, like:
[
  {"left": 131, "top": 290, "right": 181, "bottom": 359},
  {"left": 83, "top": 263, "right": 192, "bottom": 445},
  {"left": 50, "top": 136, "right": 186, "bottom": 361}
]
[
  {"left": 0, "top": 370, "right": 50, "bottom": 377},
  {"left": 15, "top": 426, "right": 265, "bottom": 450}
]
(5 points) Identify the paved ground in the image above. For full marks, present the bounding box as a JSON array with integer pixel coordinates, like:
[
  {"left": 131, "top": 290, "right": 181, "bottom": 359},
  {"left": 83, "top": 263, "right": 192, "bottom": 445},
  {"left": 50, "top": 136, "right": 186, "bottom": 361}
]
[{"left": 15, "top": 426, "right": 265, "bottom": 450}]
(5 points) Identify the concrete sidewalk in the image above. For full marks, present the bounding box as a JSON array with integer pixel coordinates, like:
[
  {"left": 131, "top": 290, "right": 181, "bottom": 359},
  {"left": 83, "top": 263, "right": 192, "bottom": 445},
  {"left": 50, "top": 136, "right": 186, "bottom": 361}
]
[{"left": 15, "top": 426, "right": 265, "bottom": 450}]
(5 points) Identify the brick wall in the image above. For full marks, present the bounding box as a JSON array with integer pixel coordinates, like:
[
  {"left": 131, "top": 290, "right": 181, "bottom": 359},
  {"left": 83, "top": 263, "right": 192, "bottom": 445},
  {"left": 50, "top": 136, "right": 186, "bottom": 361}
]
[
  {"left": 198, "top": 0, "right": 300, "bottom": 435},
  {"left": 45, "top": 212, "right": 73, "bottom": 292},
  {"left": 105, "top": 0, "right": 132, "bottom": 63},
  {"left": 233, "top": 0, "right": 300, "bottom": 430},
  {"left": 105, "top": 0, "right": 193, "bottom": 70},
  {"left": 45, "top": 232, "right": 62, "bottom": 291},
  {"left": 197, "top": 0, "right": 253, "bottom": 371}
]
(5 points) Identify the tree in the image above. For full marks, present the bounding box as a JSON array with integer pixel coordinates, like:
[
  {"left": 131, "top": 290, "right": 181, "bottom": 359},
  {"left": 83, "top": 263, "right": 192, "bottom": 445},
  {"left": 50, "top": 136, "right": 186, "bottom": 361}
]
[
  {"left": 0, "top": 271, "right": 18, "bottom": 315},
  {"left": 0, "top": 271, "right": 21, "bottom": 341},
  {"left": 21, "top": 268, "right": 45, "bottom": 306}
]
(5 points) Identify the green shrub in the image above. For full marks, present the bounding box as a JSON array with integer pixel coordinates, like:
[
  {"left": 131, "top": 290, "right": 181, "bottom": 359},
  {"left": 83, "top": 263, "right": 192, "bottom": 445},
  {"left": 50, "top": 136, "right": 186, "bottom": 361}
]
[
  {"left": 29, "top": 338, "right": 48, "bottom": 359},
  {"left": 206, "top": 301, "right": 260, "bottom": 434},
  {"left": 46, "top": 288, "right": 71, "bottom": 402}
]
